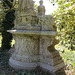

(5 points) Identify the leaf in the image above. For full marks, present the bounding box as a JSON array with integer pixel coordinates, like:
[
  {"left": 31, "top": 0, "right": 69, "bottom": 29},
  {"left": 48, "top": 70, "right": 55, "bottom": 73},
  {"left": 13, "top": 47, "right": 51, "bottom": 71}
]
[
  {"left": 58, "top": 1, "right": 62, "bottom": 5},
  {"left": 65, "top": 2, "right": 71, "bottom": 7}
]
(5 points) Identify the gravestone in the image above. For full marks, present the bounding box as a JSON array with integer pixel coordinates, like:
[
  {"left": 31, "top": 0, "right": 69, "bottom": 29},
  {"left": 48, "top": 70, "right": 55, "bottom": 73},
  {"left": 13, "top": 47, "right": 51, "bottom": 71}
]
[{"left": 8, "top": 0, "right": 65, "bottom": 75}]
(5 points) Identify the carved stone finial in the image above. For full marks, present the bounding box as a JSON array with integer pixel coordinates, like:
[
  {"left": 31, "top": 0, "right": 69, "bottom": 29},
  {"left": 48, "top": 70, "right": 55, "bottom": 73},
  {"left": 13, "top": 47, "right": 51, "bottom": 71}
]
[{"left": 38, "top": 0, "right": 45, "bottom": 16}]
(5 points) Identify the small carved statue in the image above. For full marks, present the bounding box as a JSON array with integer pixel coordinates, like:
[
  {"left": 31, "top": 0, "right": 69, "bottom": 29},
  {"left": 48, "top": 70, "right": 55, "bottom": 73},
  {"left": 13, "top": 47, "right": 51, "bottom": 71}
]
[
  {"left": 38, "top": 0, "right": 45, "bottom": 16},
  {"left": 18, "top": 0, "right": 34, "bottom": 13}
]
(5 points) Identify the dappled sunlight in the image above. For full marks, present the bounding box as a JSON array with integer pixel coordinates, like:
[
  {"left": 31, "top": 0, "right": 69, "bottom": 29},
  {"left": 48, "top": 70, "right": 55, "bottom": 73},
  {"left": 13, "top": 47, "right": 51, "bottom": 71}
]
[{"left": 11, "top": 39, "right": 15, "bottom": 47}]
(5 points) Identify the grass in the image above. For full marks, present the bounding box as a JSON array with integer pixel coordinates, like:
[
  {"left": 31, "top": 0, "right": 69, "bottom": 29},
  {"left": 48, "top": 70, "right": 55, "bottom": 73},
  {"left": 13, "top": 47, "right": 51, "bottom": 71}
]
[
  {"left": 62, "top": 51, "right": 75, "bottom": 67},
  {"left": 55, "top": 44, "right": 75, "bottom": 69}
]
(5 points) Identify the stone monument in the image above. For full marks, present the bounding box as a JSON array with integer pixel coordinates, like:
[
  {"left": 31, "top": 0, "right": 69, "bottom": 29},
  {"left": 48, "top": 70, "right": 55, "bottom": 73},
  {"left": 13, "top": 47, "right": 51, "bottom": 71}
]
[{"left": 8, "top": 0, "right": 65, "bottom": 75}]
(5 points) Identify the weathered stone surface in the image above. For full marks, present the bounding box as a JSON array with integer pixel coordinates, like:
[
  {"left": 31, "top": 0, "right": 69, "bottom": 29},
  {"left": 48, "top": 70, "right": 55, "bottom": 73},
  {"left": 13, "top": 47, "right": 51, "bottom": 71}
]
[
  {"left": 39, "top": 62, "right": 65, "bottom": 73},
  {"left": 9, "top": 57, "right": 38, "bottom": 70},
  {"left": 8, "top": 30, "right": 58, "bottom": 36},
  {"left": 12, "top": 35, "right": 39, "bottom": 62},
  {"left": 8, "top": 0, "right": 65, "bottom": 75},
  {"left": 38, "top": 15, "right": 55, "bottom": 31}
]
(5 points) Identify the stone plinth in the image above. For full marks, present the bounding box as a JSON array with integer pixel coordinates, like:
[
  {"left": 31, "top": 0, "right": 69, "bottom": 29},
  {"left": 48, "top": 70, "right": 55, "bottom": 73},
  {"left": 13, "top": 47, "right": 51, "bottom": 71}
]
[{"left": 8, "top": 30, "right": 65, "bottom": 74}]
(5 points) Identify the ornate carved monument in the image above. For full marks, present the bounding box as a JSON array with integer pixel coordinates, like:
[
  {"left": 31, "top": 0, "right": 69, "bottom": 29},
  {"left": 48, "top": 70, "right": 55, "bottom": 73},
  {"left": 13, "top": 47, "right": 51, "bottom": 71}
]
[{"left": 8, "top": 0, "right": 65, "bottom": 75}]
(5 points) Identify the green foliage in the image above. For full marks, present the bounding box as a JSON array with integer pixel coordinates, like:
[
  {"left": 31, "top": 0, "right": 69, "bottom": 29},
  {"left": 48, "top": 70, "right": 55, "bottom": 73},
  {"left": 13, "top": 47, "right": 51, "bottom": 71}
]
[
  {"left": 0, "top": 1, "right": 5, "bottom": 31},
  {"left": 1, "top": 0, "right": 15, "bottom": 51},
  {"left": 60, "top": 49, "right": 75, "bottom": 68},
  {"left": 55, "top": 44, "right": 75, "bottom": 69},
  {"left": 53, "top": 0, "right": 75, "bottom": 50}
]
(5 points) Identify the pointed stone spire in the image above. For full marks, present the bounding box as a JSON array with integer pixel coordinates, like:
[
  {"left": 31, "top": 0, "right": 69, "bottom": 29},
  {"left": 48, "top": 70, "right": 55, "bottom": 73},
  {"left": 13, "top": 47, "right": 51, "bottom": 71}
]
[{"left": 38, "top": 0, "right": 45, "bottom": 16}]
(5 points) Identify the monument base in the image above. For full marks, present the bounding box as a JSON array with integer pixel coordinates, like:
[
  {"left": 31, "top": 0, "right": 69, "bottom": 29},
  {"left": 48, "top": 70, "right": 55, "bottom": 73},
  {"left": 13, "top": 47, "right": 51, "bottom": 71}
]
[
  {"left": 9, "top": 57, "right": 38, "bottom": 70},
  {"left": 9, "top": 50, "right": 65, "bottom": 75},
  {"left": 39, "top": 62, "right": 65, "bottom": 75}
]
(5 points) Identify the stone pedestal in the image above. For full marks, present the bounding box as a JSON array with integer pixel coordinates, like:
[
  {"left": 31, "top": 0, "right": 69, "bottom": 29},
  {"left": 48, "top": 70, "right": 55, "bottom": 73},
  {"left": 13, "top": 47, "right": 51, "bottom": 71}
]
[
  {"left": 8, "top": 0, "right": 65, "bottom": 75},
  {"left": 8, "top": 30, "right": 65, "bottom": 75}
]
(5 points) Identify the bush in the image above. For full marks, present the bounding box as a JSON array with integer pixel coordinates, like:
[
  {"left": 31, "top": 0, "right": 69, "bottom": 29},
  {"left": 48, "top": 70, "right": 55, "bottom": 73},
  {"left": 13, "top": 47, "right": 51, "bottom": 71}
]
[{"left": 53, "top": 0, "right": 75, "bottom": 50}]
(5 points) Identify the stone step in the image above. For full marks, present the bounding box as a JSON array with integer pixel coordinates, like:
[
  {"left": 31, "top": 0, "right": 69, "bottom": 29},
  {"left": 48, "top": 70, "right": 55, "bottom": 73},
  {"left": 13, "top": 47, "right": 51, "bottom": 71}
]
[
  {"left": 53, "top": 59, "right": 64, "bottom": 66},
  {"left": 53, "top": 56, "right": 62, "bottom": 62},
  {"left": 51, "top": 51, "right": 60, "bottom": 57}
]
